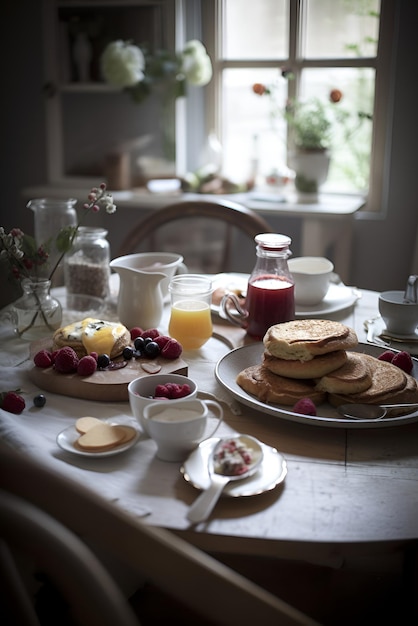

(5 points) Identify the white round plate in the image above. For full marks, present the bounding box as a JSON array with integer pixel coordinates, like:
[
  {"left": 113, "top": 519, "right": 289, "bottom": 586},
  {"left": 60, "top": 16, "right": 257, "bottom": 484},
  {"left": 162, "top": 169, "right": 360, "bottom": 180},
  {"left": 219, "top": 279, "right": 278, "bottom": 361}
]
[
  {"left": 295, "top": 283, "right": 360, "bottom": 317},
  {"left": 57, "top": 422, "right": 140, "bottom": 457},
  {"left": 181, "top": 437, "right": 287, "bottom": 496},
  {"left": 215, "top": 343, "right": 418, "bottom": 429}
]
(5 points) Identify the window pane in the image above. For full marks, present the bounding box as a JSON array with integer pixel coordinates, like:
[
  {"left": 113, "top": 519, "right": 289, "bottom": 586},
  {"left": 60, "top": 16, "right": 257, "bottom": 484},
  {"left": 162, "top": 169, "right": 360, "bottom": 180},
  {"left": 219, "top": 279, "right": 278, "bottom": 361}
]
[
  {"left": 221, "top": 68, "right": 288, "bottom": 184},
  {"left": 224, "top": 0, "right": 288, "bottom": 59},
  {"left": 304, "top": 0, "right": 381, "bottom": 59},
  {"left": 300, "top": 68, "right": 375, "bottom": 192}
]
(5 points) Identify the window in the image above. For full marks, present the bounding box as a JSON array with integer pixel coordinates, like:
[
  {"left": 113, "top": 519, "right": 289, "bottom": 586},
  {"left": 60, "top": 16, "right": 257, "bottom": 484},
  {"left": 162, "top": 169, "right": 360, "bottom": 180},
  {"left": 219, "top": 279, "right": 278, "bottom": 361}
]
[{"left": 202, "top": 0, "right": 395, "bottom": 211}]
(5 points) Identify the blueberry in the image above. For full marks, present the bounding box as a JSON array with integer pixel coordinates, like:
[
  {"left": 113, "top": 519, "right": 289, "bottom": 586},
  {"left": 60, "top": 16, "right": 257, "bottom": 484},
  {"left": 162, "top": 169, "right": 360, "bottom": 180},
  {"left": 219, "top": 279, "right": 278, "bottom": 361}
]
[
  {"left": 144, "top": 341, "right": 160, "bottom": 358},
  {"left": 122, "top": 346, "right": 134, "bottom": 360},
  {"left": 34, "top": 394, "right": 46, "bottom": 408},
  {"left": 134, "top": 337, "right": 145, "bottom": 350},
  {"left": 97, "top": 354, "right": 111, "bottom": 369}
]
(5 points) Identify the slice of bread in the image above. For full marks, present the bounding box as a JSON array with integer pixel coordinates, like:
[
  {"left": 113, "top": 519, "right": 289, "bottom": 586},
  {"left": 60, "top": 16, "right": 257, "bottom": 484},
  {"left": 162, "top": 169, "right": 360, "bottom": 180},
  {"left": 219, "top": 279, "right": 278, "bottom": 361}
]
[
  {"left": 263, "top": 349, "right": 347, "bottom": 379},
  {"left": 315, "top": 352, "right": 373, "bottom": 394},
  {"left": 53, "top": 317, "right": 131, "bottom": 358},
  {"left": 76, "top": 422, "right": 128, "bottom": 450},
  {"left": 263, "top": 319, "right": 358, "bottom": 361},
  {"left": 236, "top": 364, "right": 326, "bottom": 406}
]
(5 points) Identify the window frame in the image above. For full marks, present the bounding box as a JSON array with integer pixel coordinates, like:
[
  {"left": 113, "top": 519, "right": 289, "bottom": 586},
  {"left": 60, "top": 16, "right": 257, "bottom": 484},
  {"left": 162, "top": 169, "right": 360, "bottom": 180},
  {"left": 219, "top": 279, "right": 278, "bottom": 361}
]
[{"left": 202, "top": 0, "right": 397, "bottom": 213}]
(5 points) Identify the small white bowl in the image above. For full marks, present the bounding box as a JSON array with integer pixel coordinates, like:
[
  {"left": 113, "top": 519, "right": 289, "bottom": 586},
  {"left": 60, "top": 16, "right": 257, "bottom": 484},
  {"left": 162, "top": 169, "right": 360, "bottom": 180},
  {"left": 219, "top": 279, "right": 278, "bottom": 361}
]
[
  {"left": 128, "top": 373, "right": 198, "bottom": 435},
  {"left": 288, "top": 256, "right": 334, "bottom": 306}
]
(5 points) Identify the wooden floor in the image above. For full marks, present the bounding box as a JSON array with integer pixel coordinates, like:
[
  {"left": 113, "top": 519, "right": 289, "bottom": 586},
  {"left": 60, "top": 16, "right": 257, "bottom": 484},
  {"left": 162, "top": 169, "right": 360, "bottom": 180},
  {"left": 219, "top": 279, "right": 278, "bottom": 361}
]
[{"left": 129, "top": 553, "right": 417, "bottom": 625}]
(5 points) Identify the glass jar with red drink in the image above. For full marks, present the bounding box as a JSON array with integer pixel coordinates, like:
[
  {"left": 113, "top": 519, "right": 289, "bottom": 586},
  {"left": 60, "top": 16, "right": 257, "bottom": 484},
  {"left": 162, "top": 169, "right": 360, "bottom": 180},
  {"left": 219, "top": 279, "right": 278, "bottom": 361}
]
[{"left": 245, "top": 233, "right": 295, "bottom": 339}]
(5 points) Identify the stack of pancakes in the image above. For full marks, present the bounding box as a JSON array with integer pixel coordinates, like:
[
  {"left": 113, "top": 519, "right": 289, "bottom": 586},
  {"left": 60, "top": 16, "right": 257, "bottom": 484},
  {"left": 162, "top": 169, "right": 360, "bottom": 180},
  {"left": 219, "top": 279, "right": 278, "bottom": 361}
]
[{"left": 236, "top": 319, "right": 418, "bottom": 409}]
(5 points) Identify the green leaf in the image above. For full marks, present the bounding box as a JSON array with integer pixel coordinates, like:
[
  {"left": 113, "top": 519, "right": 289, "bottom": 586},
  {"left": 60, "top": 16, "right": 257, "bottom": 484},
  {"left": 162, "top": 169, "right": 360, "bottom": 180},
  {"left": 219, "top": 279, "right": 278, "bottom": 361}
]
[{"left": 55, "top": 226, "right": 77, "bottom": 253}]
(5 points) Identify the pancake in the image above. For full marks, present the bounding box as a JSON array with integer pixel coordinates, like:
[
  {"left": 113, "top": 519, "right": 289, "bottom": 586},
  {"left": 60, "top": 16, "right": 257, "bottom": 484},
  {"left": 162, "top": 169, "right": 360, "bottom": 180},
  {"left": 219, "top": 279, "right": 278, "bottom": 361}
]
[
  {"left": 236, "top": 364, "right": 326, "bottom": 406},
  {"left": 263, "top": 349, "right": 347, "bottom": 379},
  {"left": 263, "top": 319, "right": 358, "bottom": 361},
  {"left": 53, "top": 317, "right": 131, "bottom": 358},
  {"left": 315, "top": 352, "right": 373, "bottom": 394},
  {"left": 328, "top": 354, "right": 408, "bottom": 406}
]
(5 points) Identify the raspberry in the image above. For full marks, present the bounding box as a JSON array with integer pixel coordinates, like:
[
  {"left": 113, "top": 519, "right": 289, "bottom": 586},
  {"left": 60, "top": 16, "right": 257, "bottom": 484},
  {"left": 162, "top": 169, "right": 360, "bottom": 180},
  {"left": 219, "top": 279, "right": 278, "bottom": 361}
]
[
  {"left": 90, "top": 352, "right": 99, "bottom": 361},
  {"left": 54, "top": 347, "right": 79, "bottom": 374},
  {"left": 292, "top": 398, "right": 317, "bottom": 416},
  {"left": 161, "top": 338, "right": 183, "bottom": 359},
  {"left": 141, "top": 328, "right": 160, "bottom": 340},
  {"left": 178, "top": 383, "right": 192, "bottom": 398},
  {"left": 154, "top": 335, "right": 172, "bottom": 349},
  {"left": 392, "top": 351, "right": 413, "bottom": 374},
  {"left": 155, "top": 384, "right": 170, "bottom": 398},
  {"left": 378, "top": 350, "right": 395, "bottom": 363},
  {"left": 1, "top": 391, "right": 25, "bottom": 414},
  {"left": 34, "top": 349, "right": 53, "bottom": 368},
  {"left": 130, "top": 327, "right": 144, "bottom": 340},
  {"left": 77, "top": 355, "right": 97, "bottom": 376}
]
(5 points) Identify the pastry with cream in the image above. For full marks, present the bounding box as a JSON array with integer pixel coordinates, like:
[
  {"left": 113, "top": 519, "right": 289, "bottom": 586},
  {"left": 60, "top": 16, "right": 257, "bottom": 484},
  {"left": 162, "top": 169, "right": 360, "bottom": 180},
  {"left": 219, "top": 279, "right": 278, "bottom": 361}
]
[{"left": 52, "top": 317, "right": 131, "bottom": 358}]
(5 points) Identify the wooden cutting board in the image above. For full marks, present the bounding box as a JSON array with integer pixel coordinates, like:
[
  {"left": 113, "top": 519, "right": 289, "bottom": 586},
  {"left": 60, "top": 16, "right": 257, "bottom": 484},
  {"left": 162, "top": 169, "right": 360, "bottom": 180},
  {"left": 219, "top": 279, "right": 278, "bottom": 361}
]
[{"left": 28, "top": 339, "right": 188, "bottom": 402}]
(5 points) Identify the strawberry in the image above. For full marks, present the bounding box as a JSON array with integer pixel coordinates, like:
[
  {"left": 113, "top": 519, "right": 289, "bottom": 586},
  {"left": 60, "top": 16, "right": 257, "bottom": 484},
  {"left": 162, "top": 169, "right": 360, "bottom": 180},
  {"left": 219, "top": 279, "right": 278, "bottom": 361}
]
[
  {"left": 292, "top": 398, "right": 317, "bottom": 416},
  {"left": 378, "top": 350, "right": 395, "bottom": 363},
  {"left": 54, "top": 347, "right": 79, "bottom": 374},
  {"left": 391, "top": 351, "right": 413, "bottom": 374},
  {"left": 77, "top": 355, "right": 97, "bottom": 376},
  {"left": 34, "top": 349, "right": 53, "bottom": 368},
  {"left": 1, "top": 391, "right": 25, "bottom": 414}
]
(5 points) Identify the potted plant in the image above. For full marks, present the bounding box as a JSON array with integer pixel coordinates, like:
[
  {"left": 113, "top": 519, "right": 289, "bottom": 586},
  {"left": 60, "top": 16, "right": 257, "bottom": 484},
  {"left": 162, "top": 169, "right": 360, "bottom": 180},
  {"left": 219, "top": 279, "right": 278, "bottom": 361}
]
[
  {"left": 253, "top": 80, "right": 345, "bottom": 201},
  {"left": 285, "top": 97, "right": 334, "bottom": 199}
]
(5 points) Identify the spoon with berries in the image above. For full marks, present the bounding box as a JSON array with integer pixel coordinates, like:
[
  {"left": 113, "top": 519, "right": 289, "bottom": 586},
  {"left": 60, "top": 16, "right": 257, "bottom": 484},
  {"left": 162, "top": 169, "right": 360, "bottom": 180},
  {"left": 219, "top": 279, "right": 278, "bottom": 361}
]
[{"left": 187, "top": 435, "right": 263, "bottom": 524}]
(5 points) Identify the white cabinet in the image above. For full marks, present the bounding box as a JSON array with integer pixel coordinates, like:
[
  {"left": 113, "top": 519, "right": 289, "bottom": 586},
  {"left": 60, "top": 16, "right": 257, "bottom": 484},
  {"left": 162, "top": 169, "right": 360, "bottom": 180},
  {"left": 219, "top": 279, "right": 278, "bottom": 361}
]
[{"left": 42, "top": 0, "right": 176, "bottom": 187}]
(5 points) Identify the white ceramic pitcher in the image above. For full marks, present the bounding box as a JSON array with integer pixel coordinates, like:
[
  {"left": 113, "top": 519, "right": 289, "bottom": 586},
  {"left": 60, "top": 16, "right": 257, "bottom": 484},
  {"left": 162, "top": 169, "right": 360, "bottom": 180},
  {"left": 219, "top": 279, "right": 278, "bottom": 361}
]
[{"left": 110, "top": 252, "right": 187, "bottom": 329}]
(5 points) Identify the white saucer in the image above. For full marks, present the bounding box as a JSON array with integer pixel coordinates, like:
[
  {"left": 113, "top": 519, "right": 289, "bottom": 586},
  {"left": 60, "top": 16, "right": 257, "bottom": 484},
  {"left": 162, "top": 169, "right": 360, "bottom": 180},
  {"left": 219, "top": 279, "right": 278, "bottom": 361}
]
[
  {"left": 295, "top": 283, "right": 360, "bottom": 317},
  {"left": 57, "top": 422, "right": 140, "bottom": 457},
  {"left": 181, "top": 437, "right": 287, "bottom": 497}
]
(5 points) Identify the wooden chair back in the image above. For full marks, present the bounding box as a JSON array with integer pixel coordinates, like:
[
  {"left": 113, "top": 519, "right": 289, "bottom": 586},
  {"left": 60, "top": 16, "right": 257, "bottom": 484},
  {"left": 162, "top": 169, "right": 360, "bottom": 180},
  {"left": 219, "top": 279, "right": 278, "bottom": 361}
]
[
  {"left": 0, "top": 443, "right": 318, "bottom": 626},
  {"left": 116, "top": 198, "right": 273, "bottom": 273}
]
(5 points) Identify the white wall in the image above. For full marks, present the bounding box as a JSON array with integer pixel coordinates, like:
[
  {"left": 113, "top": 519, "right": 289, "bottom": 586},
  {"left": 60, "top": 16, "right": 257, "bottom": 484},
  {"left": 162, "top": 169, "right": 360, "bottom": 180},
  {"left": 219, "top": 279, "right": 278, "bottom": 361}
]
[{"left": 1, "top": 0, "right": 417, "bottom": 307}]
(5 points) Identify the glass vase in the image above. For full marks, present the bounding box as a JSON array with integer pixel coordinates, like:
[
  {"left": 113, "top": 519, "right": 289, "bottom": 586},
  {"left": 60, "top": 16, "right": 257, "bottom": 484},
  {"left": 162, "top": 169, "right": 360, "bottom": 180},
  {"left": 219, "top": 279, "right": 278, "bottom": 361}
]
[{"left": 11, "top": 278, "right": 62, "bottom": 341}]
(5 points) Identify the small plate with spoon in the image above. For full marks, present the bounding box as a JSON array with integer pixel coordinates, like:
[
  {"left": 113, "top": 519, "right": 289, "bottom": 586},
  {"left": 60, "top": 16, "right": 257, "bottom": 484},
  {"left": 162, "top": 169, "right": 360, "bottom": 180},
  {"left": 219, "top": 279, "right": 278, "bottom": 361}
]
[{"left": 181, "top": 435, "right": 287, "bottom": 517}]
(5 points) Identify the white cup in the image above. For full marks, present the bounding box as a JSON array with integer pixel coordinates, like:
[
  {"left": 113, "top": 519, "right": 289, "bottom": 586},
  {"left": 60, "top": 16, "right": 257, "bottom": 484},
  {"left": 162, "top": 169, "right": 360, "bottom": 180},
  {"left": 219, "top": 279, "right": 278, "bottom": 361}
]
[
  {"left": 378, "top": 290, "right": 418, "bottom": 335},
  {"left": 143, "top": 398, "right": 224, "bottom": 462},
  {"left": 128, "top": 374, "right": 198, "bottom": 436},
  {"left": 288, "top": 256, "right": 334, "bottom": 306}
]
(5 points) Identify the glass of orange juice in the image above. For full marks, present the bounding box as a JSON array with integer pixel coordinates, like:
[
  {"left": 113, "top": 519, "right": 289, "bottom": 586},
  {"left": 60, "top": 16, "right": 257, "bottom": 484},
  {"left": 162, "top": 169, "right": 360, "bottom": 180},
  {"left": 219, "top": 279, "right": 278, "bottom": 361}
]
[{"left": 168, "top": 275, "right": 213, "bottom": 349}]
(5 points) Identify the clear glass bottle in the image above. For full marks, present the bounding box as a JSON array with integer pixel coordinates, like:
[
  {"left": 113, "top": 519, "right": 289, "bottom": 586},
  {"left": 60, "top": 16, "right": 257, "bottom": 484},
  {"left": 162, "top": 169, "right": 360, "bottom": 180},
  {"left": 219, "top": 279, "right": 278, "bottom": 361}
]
[
  {"left": 64, "top": 227, "right": 110, "bottom": 299},
  {"left": 245, "top": 233, "right": 295, "bottom": 338},
  {"left": 27, "top": 197, "right": 77, "bottom": 287},
  {"left": 11, "top": 278, "right": 62, "bottom": 341}
]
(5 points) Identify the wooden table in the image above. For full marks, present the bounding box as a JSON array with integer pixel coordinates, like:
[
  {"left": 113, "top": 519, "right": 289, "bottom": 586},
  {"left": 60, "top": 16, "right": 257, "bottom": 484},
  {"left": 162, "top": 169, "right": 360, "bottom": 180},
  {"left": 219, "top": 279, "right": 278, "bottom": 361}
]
[{"left": 0, "top": 286, "right": 417, "bottom": 576}]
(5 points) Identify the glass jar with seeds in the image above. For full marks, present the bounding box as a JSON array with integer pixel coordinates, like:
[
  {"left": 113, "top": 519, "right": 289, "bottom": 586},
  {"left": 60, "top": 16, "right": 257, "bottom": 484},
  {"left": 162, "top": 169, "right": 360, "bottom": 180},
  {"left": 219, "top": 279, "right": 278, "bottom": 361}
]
[{"left": 64, "top": 227, "right": 110, "bottom": 299}]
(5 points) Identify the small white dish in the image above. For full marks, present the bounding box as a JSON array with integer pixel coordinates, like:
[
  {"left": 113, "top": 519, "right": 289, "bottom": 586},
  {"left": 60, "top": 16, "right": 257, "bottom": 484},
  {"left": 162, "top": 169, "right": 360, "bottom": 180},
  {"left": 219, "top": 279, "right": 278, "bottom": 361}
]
[
  {"left": 295, "top": 283, "right": 360, "bottom": 317},
  {"left": 181, "top": 437, "right": 287, "bottom": 497},
  {"left": 57, "top": 422, "right": 140, "bottom": 457}
]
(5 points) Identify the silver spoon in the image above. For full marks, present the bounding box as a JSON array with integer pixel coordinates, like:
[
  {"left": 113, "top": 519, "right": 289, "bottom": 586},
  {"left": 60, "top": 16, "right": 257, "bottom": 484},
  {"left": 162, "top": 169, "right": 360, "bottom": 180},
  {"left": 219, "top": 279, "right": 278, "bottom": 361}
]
[
  {"left": 187, "top": 435, "right": 263, "bottom": 524},
  {"left": 337, "top": 403, "right": 418, "bottom": 420}
]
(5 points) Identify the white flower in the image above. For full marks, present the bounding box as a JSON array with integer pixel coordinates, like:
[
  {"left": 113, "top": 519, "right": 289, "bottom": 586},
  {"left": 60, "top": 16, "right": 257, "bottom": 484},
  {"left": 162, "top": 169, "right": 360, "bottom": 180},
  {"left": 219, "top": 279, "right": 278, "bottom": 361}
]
[
  {"left": 101, "top": 40, "right": 145, "bottom": 88},
  {"left": 180, "top": 40, "right": 212, "bottom": 86},
  {"left": 99, "top": 193, "right": 117, "bottom": 214}
]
